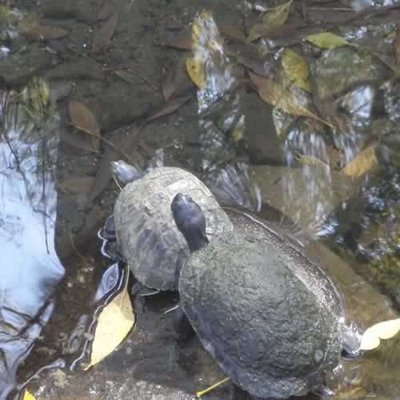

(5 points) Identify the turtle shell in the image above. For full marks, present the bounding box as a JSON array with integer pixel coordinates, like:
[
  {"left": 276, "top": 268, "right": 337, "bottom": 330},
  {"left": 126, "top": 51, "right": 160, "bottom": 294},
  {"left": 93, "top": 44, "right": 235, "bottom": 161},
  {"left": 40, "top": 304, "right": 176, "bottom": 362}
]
[
  {"left": 113, "top": 167, "right": 232, "bottom": 291},
  {"left": 179, "top": 211, "right": 345, "bottom": 399}
]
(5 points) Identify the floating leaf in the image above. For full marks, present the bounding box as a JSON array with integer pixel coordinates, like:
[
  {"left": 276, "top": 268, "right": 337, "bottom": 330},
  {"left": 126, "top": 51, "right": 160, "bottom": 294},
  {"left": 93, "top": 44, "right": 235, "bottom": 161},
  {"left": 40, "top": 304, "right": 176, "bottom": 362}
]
[
  {"left": 247, "top": 0, "right": 293, "bottom": 42},
  {"left": 306, "top": 32, "right": 349, "bottom": 49},
  {"left": 249, "top": 72, "right": 329, "bottom": 125},
  {"left": 342, "top": 145, "right": 378, "bottom": 178},
  {"left": 23, "top": 390, "right": 36, "bottom": 400},
  {"left": 281, "top": 48, "right": 310, "bottom": 92},
  {"left": 86, "top": 282, "right": 135, "bottom": 369},
  {"left": 360, "top": 318, "right": 400, "bottom": 350},
  {"left": 186, "top": 56, "right": 205, "bottom": 89},
  {"left": 68, "top": 101, "right": 101, "bottom": 152}
]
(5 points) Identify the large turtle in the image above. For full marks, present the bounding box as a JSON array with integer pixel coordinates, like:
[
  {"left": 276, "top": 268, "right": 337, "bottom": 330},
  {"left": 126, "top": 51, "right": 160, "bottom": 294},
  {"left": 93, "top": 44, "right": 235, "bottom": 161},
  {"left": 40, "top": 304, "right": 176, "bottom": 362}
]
[
  {"left": 98, "top": 160, "right": 232, "bottom": 291},
  {"left": 170, "top": 192, "right": 362, "bottom": 399}
]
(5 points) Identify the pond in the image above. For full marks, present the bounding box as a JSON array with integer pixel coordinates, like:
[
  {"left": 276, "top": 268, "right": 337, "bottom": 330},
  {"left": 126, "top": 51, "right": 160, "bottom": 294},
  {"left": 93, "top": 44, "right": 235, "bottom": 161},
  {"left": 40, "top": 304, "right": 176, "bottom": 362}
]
[{"left": 2, "top": 0, "right": 400, "bottom": 399}]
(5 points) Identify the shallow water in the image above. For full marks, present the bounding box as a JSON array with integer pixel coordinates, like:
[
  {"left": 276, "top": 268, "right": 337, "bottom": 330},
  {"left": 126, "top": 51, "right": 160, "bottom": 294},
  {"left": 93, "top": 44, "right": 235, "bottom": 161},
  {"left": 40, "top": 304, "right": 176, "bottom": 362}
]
[{"left": 1, "top": 0, "right": 400, "bottom": 399}]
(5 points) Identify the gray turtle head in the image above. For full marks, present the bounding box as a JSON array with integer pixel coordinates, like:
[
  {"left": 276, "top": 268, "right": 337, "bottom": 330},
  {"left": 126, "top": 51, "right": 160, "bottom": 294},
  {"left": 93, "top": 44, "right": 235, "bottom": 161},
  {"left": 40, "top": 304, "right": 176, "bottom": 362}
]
[
  {"left": 111, "top": 160, "right": 143, "bottom": 185},
  {"left": 171, "top": 193, "right": 209, "bottom": 252}
]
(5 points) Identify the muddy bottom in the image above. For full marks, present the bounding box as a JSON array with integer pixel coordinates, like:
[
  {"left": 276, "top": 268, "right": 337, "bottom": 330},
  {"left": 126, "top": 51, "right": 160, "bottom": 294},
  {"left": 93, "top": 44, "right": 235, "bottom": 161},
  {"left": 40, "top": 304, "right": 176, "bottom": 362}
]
[{"left": 3, "top": 0, "right": 400, "bottom": 398}]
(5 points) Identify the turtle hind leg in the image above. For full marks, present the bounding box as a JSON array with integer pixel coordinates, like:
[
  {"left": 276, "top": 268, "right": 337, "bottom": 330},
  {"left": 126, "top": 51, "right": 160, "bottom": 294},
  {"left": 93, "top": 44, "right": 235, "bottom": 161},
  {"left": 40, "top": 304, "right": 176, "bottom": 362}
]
[{"left": 172, "top": 306, "right": 195, "bottom": 341}]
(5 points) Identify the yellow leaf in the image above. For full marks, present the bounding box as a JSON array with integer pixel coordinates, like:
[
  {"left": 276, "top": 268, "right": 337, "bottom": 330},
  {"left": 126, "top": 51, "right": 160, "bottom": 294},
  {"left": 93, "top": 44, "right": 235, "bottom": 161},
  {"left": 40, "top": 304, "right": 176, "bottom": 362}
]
[
  {"left": 249, "top": 72, "right": 330, "bottom": 126},
  {"left": 185, "top": 56, "right": 205, "bottom": 89},
  {"left": 306, "top": 32, "right": 349, "bottom": 49},
  {"left": 23, "top": 390, "right": 36, "bottom": 400},
  {"left": 262, "top": 0, "right": 293, "bottom": 28},
  {"left": 360, "top": 318, "right": 400, "bottom": 351},
  {"left": 342, "top": 145, "right": 378, "bottom": 178},
  {"left": 85, "top": 282, "right": 135, "bottom": 369},
  {"left": 281, "top": 48, "right": 311, "bottom": 92}
]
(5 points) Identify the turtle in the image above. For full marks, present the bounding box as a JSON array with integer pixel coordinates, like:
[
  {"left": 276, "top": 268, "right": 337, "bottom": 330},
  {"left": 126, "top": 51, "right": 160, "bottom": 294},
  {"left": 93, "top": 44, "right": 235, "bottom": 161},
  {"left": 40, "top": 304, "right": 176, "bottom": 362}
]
[
  {"left": 170, "top": 192, "right": 363, "bottom": 399},
  {"left": 98, "top": 159, "right": 233, "bottom": 291}
]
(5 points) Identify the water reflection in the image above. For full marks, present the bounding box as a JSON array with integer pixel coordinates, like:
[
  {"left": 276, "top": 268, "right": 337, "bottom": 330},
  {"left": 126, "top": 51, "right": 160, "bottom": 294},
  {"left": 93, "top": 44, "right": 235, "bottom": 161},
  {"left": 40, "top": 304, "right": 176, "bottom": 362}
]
[{"left": 0, "top": 79, "right": 64, "bottom": 398}]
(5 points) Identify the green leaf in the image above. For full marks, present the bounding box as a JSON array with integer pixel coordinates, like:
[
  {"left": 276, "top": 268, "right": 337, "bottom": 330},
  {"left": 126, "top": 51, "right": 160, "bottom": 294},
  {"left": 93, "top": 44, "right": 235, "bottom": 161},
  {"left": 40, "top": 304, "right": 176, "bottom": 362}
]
[
  {"left": 262, "top": 0, "right": 293, "bottom": 28},
  {"left": 281, "top": 48, "right": 311, "bottom": 92},
  {"left": 306, "top": 32, "right": 349, "bottom": 49}
]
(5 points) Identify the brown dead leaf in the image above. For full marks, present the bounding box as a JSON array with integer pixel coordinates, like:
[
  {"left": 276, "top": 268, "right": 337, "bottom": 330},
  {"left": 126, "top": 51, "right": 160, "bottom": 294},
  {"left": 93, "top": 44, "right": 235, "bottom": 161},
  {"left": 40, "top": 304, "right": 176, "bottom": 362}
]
[
  {"left": 68, "top": 101, "right": 101, "bottom": 152},
  {"left": 92, "top": 10, "right": 119, "bottom": 53},
  {"left": 97, "top": 0, "right": 117, "bottom": 20},
  {"left": 85, "top": 281, "right": 135, "bottom": 369},
  {"left": 114, "top": 70, "right": 137, "bottom": 85},
  {"left": 249, "top": 72, "right": 330, "bottom": 126},
  {"left": 342, "top": 145, "right": 378, "bottom": 178},
  {"left": 21, "top": 22, "right": 67, "bottom": 41},
  {"left": 59, "top": 176, "right": 95, "bottom": 194},
  {"left": 146, "top": 94, "right": 192, "bottom": 122},
  {"left": 162, "top": 28, "right": 192, "bottom": 50},
  {"left": 219, "top": 24, "right": 245, "bottom": 41}
]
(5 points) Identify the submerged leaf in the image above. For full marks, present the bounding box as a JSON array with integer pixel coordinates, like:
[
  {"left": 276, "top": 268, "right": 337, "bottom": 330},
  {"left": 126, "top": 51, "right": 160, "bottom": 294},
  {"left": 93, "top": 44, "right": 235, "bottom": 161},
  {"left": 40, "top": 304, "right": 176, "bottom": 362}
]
[
  {"left": 92, "top": 10, "right": 119, "bottom": 53},
  {"left": 59, "top": 176, "right": 95, "bottom": 194},
  {"left": 360, "top": 318, "right": 400, "bottom": 350},
  {"left": 342, "top": 145, "right": 378, "bottom": 178},
  {"left": 68, "top": 101, "right": 101, "bottom": 152},
  {"left": 249, "top": 72, "right": 327, "bottom": 124},
  {"left": 86, "top": 283, "right": 135, "bottom": 369},
  {"left": 146, "top": 94, "right": 192, "bottom": 122},
  {"left": 281, "top": 48, "right": 310, "bottom": 92},
  {"left": 306, "top": 32, "right": 349, "bottom": 49},
  {"left": 23, "top": 390, "right": 36, "bottom": 400},
  {"left": 21, "top": 23, "right": 67, "bottom": 40},
  {"left": 247, "top": 0, "right": 293, "bottom": 42},
  {"left": 186, "top": 56, "right": 205, "bottom": 89},
  {"left": 262, "top": 0, "right": 293, "bottom": 28}
]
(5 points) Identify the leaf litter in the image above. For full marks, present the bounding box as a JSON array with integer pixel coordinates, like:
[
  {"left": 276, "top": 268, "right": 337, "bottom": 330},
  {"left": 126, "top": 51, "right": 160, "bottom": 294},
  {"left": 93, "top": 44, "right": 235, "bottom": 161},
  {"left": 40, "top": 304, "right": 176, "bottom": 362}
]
[
  {"left": 10, "top": 1, "right": 400, "bottom": 398},
  {"left": 85, "top": 273, "right": 135, "bottom": 369}
]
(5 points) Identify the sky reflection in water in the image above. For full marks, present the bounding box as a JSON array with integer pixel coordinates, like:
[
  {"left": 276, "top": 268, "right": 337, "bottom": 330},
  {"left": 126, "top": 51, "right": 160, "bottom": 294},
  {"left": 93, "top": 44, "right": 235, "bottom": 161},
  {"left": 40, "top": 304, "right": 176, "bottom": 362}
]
[{"left": 0, "top": 82, "right": 64, "bottom": 398}]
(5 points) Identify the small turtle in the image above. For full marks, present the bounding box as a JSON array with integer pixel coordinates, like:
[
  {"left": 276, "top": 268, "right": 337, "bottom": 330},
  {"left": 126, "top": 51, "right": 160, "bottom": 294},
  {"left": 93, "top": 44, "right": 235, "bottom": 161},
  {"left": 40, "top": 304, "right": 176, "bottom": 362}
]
[
  {"left": 99, "top": 160, "right": 232, "bottom": 291},
  {"left": 171, "top": 193, "right": 362, "bottom": 399}
]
